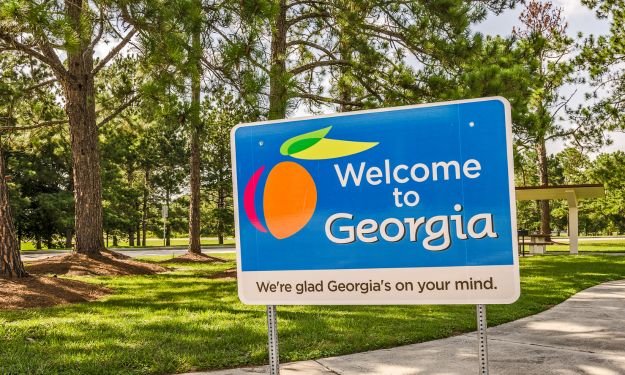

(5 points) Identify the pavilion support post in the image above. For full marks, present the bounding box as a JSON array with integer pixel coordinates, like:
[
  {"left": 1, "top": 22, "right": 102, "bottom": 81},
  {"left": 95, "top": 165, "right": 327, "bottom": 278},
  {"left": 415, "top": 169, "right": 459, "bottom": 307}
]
[{"left": 566, "top": 191, "right": 578, "bottom": 255}]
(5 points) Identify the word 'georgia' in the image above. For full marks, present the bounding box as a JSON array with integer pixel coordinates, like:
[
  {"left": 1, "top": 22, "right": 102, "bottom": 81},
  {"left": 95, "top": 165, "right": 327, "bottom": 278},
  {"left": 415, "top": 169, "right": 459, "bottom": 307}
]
[{"left": 324, "top": 204, "right": 497, "bottom": 251}]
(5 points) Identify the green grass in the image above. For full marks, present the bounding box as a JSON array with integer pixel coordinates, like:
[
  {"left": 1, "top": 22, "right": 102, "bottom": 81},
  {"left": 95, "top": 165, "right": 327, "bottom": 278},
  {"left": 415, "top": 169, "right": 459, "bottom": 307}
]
[
  {"left": 546, "top": 240, "right": 625, "bottom": 253},
  {"left": 111, "top": 238, "right": 235, "bottom": 248},
  {"left": 2, "top": 254, "right": 625, "bottom": 374},
  {"left": 20, "top": 237, "right": 235, "bottom": 251}
]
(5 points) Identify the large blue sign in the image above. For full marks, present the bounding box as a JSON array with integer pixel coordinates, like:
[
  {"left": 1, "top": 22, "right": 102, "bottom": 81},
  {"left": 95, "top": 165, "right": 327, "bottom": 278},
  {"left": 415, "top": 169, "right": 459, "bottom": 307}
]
[{"left": 232, "top": 97, "right": 519, "bottom": 305}]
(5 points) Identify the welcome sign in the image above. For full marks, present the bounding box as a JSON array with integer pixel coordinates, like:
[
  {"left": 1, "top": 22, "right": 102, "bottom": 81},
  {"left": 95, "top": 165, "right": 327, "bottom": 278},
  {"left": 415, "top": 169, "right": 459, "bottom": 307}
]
[{"left": 231, "top": 97, "right": 520, "bottom": 305}]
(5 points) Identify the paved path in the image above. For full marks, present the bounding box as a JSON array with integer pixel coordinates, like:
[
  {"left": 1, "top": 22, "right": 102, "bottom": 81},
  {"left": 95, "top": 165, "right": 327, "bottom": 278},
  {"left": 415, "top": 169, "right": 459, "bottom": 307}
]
[
  {"left": 184, "top": 280, "right": 625, "bottom": 375},
  {"left": 21, "top": 247, "right": 235, "bottom": 261}
]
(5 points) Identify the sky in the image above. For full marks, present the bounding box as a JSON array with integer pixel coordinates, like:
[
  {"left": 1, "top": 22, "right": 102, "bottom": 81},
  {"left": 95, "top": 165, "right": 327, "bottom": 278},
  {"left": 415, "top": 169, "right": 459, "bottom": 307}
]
[
  {"left": 475, "top": 0, "right": 610, "bottom": 37},
  {"left": 474, "top": 0, "right": 624, "bottom": 156}
]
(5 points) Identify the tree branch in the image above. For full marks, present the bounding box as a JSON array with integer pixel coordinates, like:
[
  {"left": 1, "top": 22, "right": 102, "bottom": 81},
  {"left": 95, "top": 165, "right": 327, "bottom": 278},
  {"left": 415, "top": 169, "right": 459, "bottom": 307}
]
[
  {"left": 296, "top": 92, "right": 363, "bottom": 107},
  {"left": 287, "top": 11, "right": 330, "bottom": 27},
  {"left": 88, "top": 4, "right": 106, "bottom": 52},
  {"left": 289, "top": 59, "right": 349, "bottom": 75},
  {"left": 0, "top": 119, "right": 68, "bottom": 133},
  {"left": 35, "top": 30, "right": 69, "bottom": 78},
  {"left": 545, "top": 123, "right": 582, "bottom": 141},
  {"left": 550, "top": 89, "right": 577, "bottom": 122},
  {"left": 97, "top": 94, "right": 140, "bottom": 128},
  {"left": 211, "top": 27, "right": 270, "bottom": 74},
  {"left": 24, "top": 78, "right": 58, "bottom": 92},
  {"left": 353, "top": 73, "right": 384, "bottom": 103},
  {"left": 0, "top": 31, "right": 68, "bottom": 78},
  {"left": 287, "top": 0, "right": 332, "bottom": 9},
  {"left": 92, "top": 28, "right": 137, "bottom": 75},
  {"left": 287, "top": 39, "right": 336, "bottom": 59},
  {"left": 363, "top": 23, "right": 428, "bottom": 57}
]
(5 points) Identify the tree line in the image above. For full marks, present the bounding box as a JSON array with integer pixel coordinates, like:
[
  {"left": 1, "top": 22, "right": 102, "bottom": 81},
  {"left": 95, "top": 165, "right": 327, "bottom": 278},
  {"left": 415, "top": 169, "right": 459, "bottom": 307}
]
[{"left": 1, "top": 0, "right": 625, "bottom": 277}]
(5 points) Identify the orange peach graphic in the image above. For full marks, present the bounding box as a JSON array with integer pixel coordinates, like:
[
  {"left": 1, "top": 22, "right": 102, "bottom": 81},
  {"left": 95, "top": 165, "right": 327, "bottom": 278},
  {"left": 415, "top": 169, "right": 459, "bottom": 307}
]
[{"left": 263, "top": 161, "right": 317, "bottom": 239}]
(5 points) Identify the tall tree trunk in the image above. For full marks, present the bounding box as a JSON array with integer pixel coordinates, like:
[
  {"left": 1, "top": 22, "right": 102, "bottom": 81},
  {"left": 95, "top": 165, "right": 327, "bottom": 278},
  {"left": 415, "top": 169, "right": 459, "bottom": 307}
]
[
  {"left": 66, "top": 164, "right": 75, "bottom": 249},
  {"left": 188, "top": 102, "right": 201, "bottom": 253},
  {"left": 537, "top": 140, "right": 550, "bottom": 237},
  {"left": 338, "top": 20, "right": 353, "bottom": 113},
  {"left": 0, "top": 147, "right": 27, "bottom": 278},
  {"left": 65, "top": 228, "right": 73, "bottom": 248},
  {"left": 217, "top": 174, "right": 225, "bottom": 245},
  {"left": 268, "top": 0, "right": 288, "bottom": 120},
  {"left": 165, "top": 189, "right": 171, "bottom": 247},
  {"left": 188, "top": 10, "right": 202, "bottom": 254},
  {"left": 142, "top": 168, "right": 149, "bottom": 247},
  {"left": 127, "top": 167, "right": 137, "bottom": 247},
  {"left": 63, "top": 0, "right": 104, "bottom": 256}
]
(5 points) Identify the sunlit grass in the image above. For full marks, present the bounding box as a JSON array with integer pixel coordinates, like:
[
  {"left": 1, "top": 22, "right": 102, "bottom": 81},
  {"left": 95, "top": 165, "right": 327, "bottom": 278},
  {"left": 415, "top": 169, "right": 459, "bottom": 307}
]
[
  {"left": 546, "top": 240, "right": 625, "bottom": 253},
  {"left": 20, "top": 237, "right": 235, "bottom": 251},
  {"left": 1, "top": 254, "right": 625, "bottom": 374}
]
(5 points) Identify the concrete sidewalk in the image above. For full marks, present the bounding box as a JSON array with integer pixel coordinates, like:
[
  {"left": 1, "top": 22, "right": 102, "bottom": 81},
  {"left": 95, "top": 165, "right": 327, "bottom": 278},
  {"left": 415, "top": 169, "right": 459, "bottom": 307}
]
[{"left": 184, "top": 280, "right": 625, "bottom": 375}]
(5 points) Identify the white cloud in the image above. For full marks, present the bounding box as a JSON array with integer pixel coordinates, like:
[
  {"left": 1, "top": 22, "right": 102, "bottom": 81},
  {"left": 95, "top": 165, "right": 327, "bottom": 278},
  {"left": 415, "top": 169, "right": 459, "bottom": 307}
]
[{"left": 554, "top": 0, "right": 586, "bottom": 18}]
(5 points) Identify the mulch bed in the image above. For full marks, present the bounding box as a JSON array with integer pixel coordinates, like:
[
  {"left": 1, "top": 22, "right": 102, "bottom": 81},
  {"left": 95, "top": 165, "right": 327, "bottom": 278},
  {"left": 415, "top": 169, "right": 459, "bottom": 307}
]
[
  {"left": 0, "top": 275, "right": 111, "bottom": 309},
  {"left": 25, "top": 251, "right": 167, "bottom": 276},
  {"left": 0, "top": 251, "right": 232, "bottom": 310},
  {"left": 206, "top": 268, "right": 237, "bottom": 279},
  {"left": 161, "top": 252, "right": 228, "bottom": 264}
]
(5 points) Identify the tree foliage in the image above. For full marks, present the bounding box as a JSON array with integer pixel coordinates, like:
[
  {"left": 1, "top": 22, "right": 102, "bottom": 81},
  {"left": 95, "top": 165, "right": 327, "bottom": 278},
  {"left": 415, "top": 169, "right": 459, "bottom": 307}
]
[{"left": 2, "top": 0, "right": 625, "bottom": 260}]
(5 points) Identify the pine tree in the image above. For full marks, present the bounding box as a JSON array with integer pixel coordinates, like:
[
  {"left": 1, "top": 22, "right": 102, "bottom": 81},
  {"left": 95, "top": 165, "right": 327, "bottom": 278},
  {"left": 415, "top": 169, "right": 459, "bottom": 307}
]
[
  {"left": 0, "top": 1, "right": 140, "bottom": 255},
  {"left": 0, "top": 145, "right": 26, "bottom": 278},
  {"left": 511, "top": 1, "right": 576, "bottom": 236}
]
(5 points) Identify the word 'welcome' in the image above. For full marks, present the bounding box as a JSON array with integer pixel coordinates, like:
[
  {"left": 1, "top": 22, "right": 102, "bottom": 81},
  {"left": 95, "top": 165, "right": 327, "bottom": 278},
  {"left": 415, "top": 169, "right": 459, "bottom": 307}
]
[{"left": 334, "top": 159, "right": 481, "bottom": 187}]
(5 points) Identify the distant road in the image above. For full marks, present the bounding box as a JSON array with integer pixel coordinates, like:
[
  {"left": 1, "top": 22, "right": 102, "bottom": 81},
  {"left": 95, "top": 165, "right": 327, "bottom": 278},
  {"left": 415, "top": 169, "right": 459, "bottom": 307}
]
[{"left": 21, "top": 246, "right": 235, "bottom": 261}]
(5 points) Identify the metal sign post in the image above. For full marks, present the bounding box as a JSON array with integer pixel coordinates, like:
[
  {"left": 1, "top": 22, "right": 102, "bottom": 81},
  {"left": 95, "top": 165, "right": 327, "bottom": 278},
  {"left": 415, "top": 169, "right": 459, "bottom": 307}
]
[
  {"left": 476, "top": 304, "right": 489, "bottom": 374},
  {"left": 266, "top": 305, "right": 280, "bottom": 375}
]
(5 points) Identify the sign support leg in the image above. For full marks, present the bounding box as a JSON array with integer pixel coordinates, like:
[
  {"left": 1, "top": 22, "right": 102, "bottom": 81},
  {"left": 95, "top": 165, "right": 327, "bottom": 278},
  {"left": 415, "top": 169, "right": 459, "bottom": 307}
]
[
  {"left": 476, "top": 304, "right": 489, "bottom": 374},
  {"left": 266, "top": 305, "right": 280, "bottom": 375}
]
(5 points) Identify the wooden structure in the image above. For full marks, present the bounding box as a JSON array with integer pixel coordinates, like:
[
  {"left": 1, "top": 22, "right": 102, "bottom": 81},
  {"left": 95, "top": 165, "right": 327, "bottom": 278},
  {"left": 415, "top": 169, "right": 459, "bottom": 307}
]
[{"left": 515, "top": 184, "right": 605, "bottom": 254}]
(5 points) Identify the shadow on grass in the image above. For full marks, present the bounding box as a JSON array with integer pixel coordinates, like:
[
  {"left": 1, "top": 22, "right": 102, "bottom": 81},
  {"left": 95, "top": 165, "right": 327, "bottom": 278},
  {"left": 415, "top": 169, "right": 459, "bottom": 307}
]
[{"left": 1, "top": 255, "right": 625, "bottom": 374}]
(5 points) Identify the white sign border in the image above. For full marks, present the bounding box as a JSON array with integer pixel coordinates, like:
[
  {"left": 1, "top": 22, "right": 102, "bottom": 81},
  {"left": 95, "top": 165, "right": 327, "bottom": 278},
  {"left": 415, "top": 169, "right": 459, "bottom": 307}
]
[{"left": 230, "top": 96, "right": 520, "bottom": 305}]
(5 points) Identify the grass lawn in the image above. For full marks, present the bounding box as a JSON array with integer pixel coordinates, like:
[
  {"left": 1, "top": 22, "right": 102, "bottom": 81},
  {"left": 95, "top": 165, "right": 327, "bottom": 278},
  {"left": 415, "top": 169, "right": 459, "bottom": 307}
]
[
  {"left": 111, "top": 238, "right": 235, "bottom": 248},
  {"left": 2, "top": 254, "right": 625, "bottom": 374},
  {"left": 20, "top": 237, "right": 235, "bottom": 251},
  {"left": 546, "top": 239, "right": 625, "bottom": 253}
]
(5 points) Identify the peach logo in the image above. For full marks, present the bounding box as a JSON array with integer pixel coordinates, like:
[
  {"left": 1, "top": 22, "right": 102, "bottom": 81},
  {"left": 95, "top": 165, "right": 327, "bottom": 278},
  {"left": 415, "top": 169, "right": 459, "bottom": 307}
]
[{"left": 243, "top": 126, "right": 378, "bottom": 239}]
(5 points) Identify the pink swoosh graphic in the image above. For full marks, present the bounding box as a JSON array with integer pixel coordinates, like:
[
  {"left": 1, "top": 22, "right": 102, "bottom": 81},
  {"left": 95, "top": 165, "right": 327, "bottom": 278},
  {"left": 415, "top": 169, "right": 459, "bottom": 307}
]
[{"left": 243, "top": 166, "right": 267, "bottom": 233}]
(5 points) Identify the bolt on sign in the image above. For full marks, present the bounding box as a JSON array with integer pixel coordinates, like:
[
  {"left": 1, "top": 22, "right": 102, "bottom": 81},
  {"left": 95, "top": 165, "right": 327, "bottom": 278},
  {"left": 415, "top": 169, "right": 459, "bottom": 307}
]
[{"left": 231, "top": 97, "right": 520, "bottom": 305}]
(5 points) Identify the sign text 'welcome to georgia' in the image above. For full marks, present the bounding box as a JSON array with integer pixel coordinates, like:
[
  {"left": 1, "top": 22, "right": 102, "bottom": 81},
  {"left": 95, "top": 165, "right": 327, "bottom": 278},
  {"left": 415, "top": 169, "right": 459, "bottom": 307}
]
[{"left": 327, "top": 158, "right": 496, "bottom": 250}]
